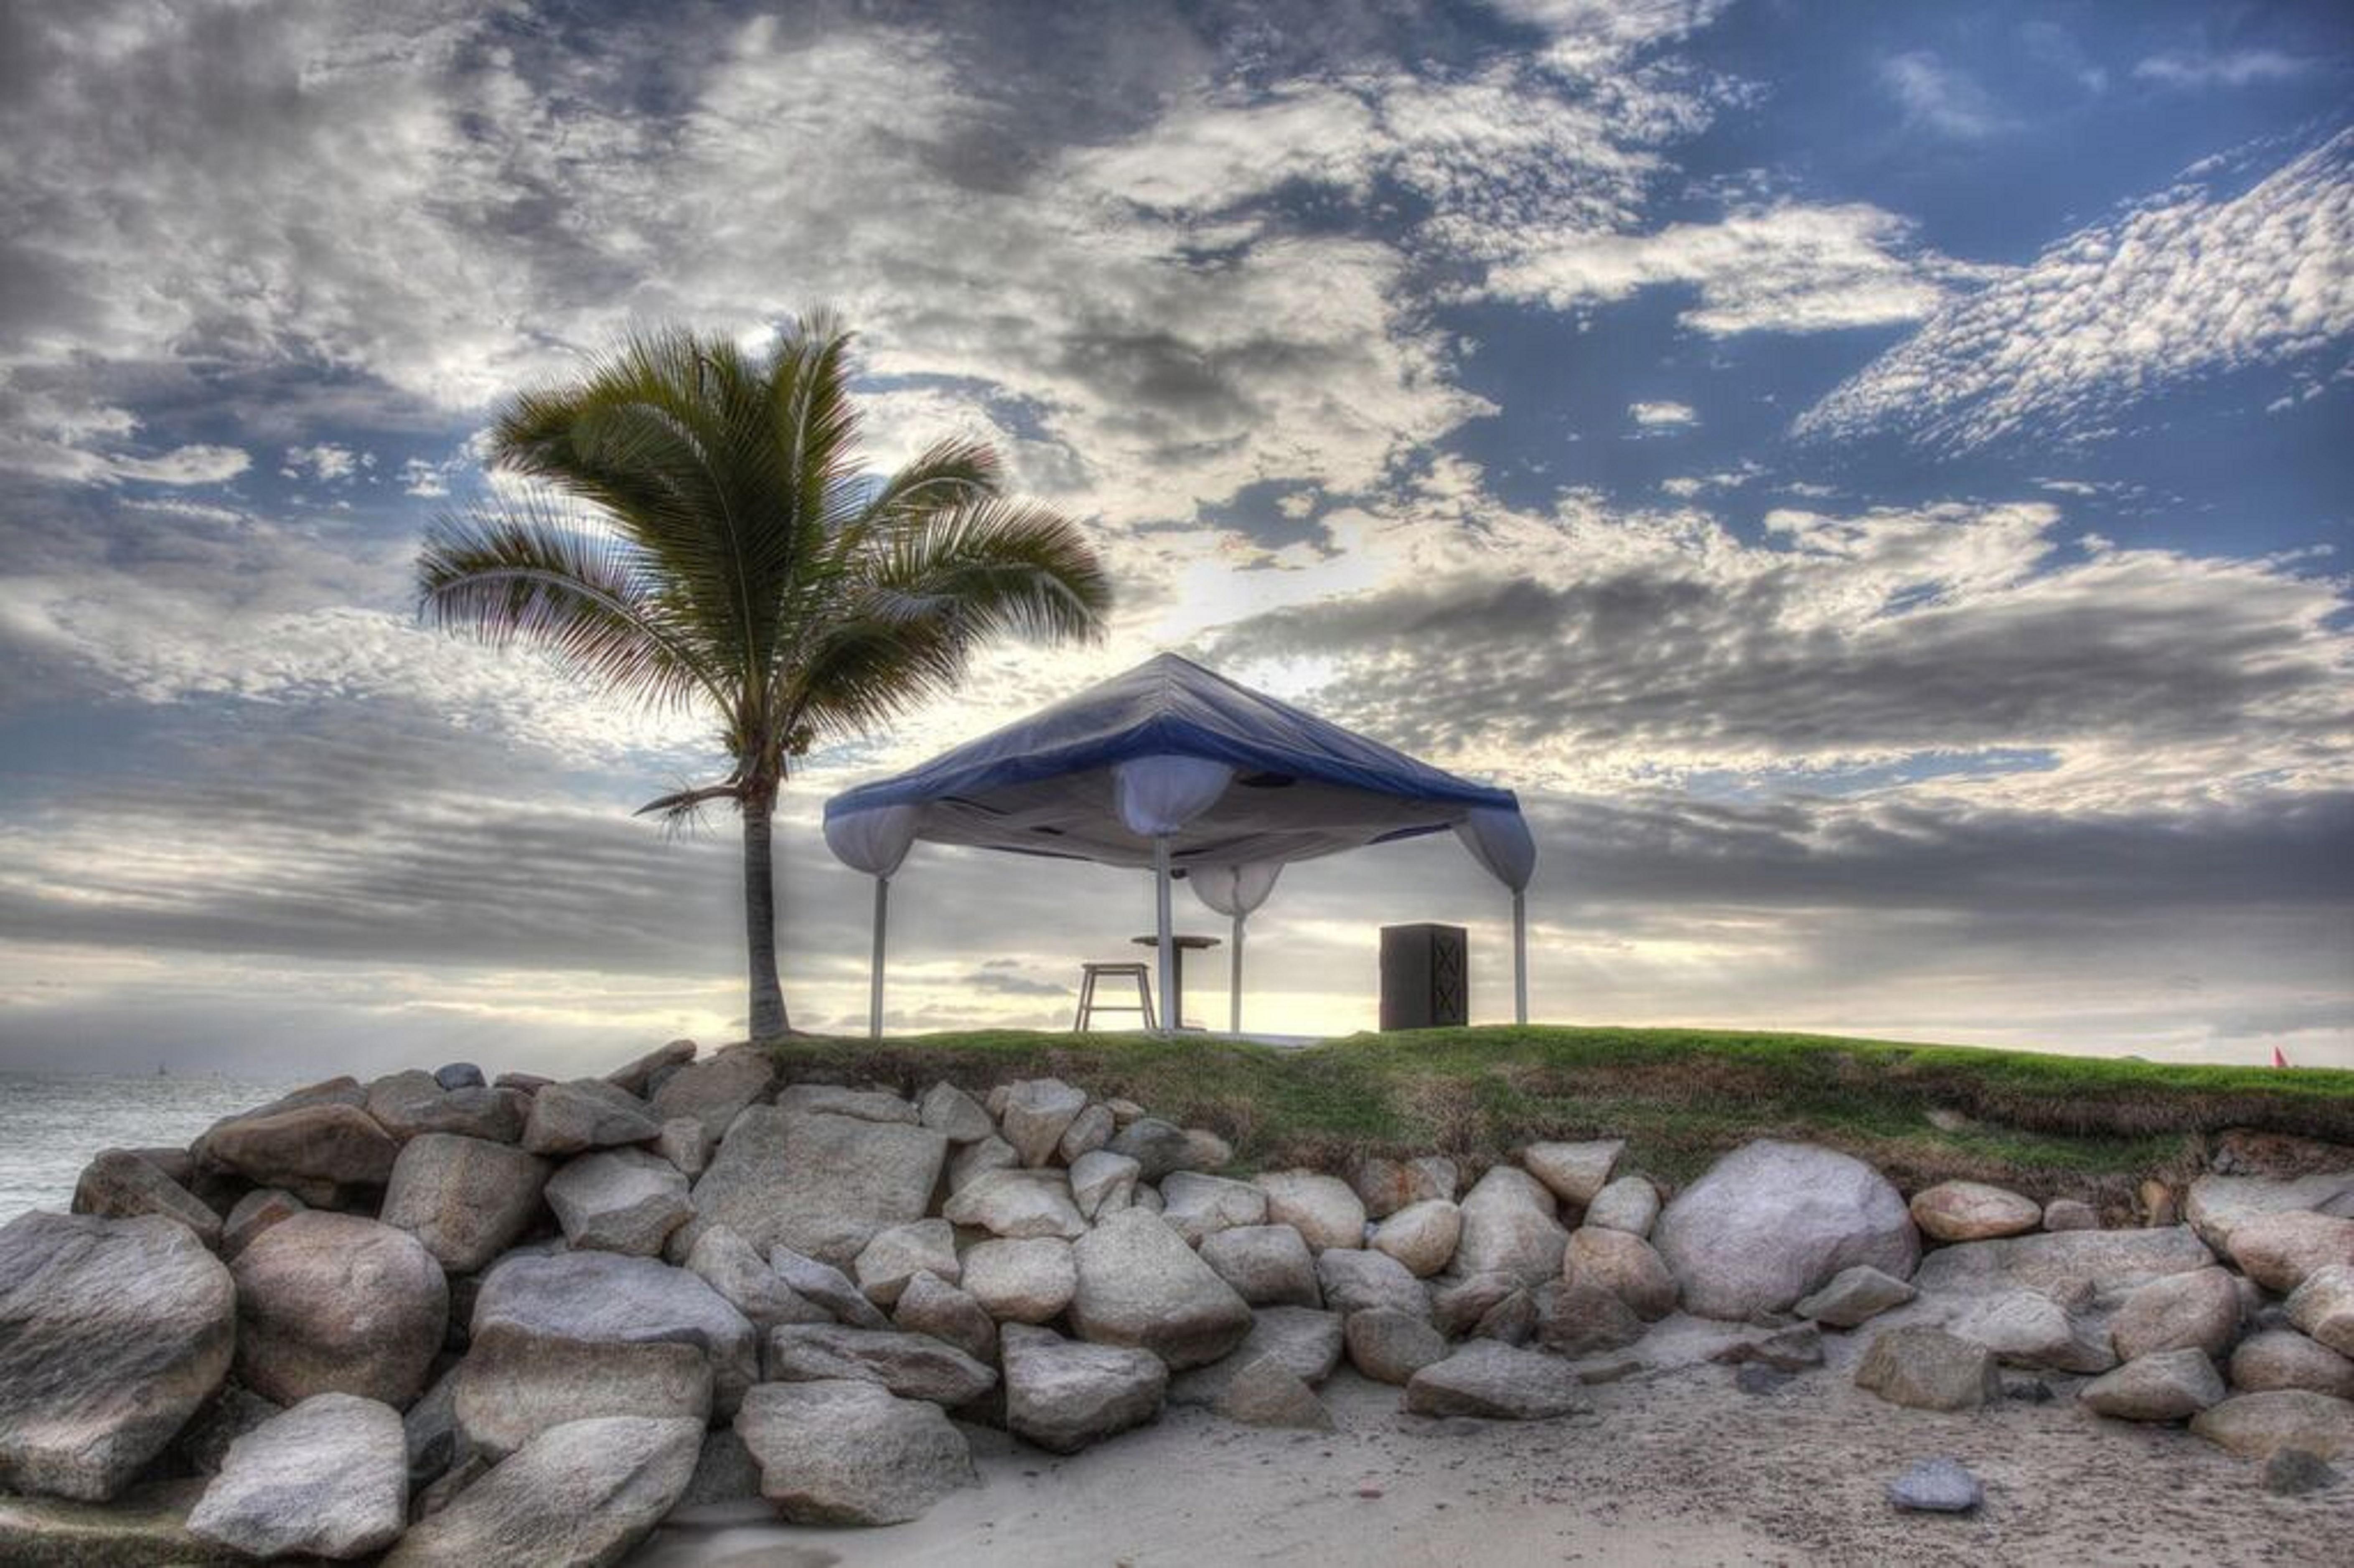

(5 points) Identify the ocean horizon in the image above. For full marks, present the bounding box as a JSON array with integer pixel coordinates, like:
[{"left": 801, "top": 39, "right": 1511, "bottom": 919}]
[{"left": 0, "top": 1071, "right": 297, "bottom": 1226}]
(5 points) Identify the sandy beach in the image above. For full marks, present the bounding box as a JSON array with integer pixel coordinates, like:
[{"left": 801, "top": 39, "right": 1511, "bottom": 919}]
[{"left": 629, "top": 1343, "right": 2352, "bottom": 1568}]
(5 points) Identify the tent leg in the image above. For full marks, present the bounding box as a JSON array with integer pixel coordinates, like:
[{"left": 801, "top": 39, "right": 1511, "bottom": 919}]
[
  {"left": 869, "top": 875, "right": 890, "bottom": 1040},
  {"left": 1154, "top": 838, "right": 1175, "bottom": 1037},
  {"left": 1229, "top": 911, "right": 1244, "bottom": 1036},
  {"left": 1512, "top": 889, "right": 1528, "bottom": 1027}
]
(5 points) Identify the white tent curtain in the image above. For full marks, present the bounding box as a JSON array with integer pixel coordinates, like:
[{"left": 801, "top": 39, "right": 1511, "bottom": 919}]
[
  {"left": 823, "top": 804, "right": 925, "bottom": 1037},
  {"left": 1188, "top": 860, "right": 1284, "bottom": 1033},
  {"left": 1454, "top": 806, "right": 1538, "bottom": 1025},
  {"left": 1112, "top": 756, "right": 1235, "bottom": 1032}
]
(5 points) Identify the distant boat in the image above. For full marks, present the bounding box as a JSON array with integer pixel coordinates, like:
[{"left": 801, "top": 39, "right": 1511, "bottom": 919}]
[{"left": 155, "top": 1062, "right": 168, "bottom": 1078}]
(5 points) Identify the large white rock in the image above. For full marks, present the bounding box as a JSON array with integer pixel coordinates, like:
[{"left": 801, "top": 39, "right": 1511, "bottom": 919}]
[
  {"left": 2227, "top": 1211, "right": 2354, "bottom": 1295},
  {"left": 0, "top": 1212, "right": 236, "bottom": 1502},
  {"left": 1159, "top": 1172, "right": 1269, "bottom": 1245},
  {"left": 737, "top": 1378, "right": 973, "bottom": 1525},
  {"left": 1855, "top": 1326, "right": 2001, "bottom": 1411},
  {"left": 1069, "top": 1210, "right": 1253, "bottom": 1369},
  {"left": 960, "top": 1237, "right": 1077, "bottom": 1325},
  {"left": 1069, "top": 1150, "right": 1142, "bottom": 1220},
  {"left": 918, "top": 1082, "right": 995, "bottom": 1144},
  {"left": 1910, "top": 1226, "right": 2214, "bottom": 1299},
  {"left": 1452, "top": 1166, "right": 1569, "bottom": 1286},
  {"left": 770, "top": 1246, "right": 891, "bottom": 1330},
  {"left": 646, "top": 1046, "right": 776, "bottom": 1143},
  {"left": 1523, "top": 1140, "right": 1622, "bottom": 1206},
  {"left": 1653, "top": 1141, "right": 1919, "bottom": 1320},
  {"left": 198, "top": 1101, "right": 399, "bottom": 1206},
  {"left": 1794, "top": 1265, "right": 1917, "bottom": 1328},
  {"left": 681, "top": 1227, "right": 834, "bottom": 1335},
  {"left": 775, "top": 1084, "right": 919, "bottom": 1124},
  {"left": 69, "top": 1149, "right": 221, "bottom": 1246},
  {"left": 1345, "top": 1309, "right": 1449, "bottom": 1385},
  {"left": 1908, "top": 1181, "right": 2042, "bottom": 1242},
  {"left": 545, "top": 1147, "right": 691, "bottom": 1257},
  {"left": 2288, "top": 1263, "right": 2354, "bottom": 1357},
  {"left": 458, "top": 1251, "right": 756, "bottom": 1458},
  {"left": 519, "top": 1080, "right": 660, "bottom": 1158},
  {"left": 853, "top": 1219, "right": 960, "bottom": 1307},
  {"left": 895, "top": 1272, "right": 998, "bottom": 1363},
  {"left": 1370, "top": 1200, "right": 1462, "bottom": 1278},
  {"left": 1000, "top": 1324, "right": 1167, "bottom": 1454},
  {"left": 381, "top": 1134, "right": 551, "bottom": 1274},
  {"left": 1169, "top": 1306, "right": 1346, "bottom": 1406},
  {"left": 940, "top": 1168, "right": 1088, "bottom": 1240},
  {"left": 2230, "top": 1329, "right": 2354, "bottom": 1399},
  {"left": 690, "top": 1107, "right": 947, "bottom": 1268},
  {"left": 1404, "top": 1342, "right": 1589, "bottom": 1420},
  {"left": 1199, "top": 1225, "right": 1322, "bottom": 1307},
  {"left": 1582, "top": 1176, "right": 1660, "bottom": 1238},
  {"left": 381, "top": 1414, "right": 701, "bottom": 1567},
  {"left": 2190, "top": 1390, "right": 2354, "bottom": 1462},
  {"left": 2185, "top": 1171, "right": 2354, "bottom": 1253},
  {"left": 2078, "top": 1349, "right": 2227, "bottom": 1424},
  {"left": 2109, "top": 1266, "right": 2241, "bottom": 1363},
  {"left": 1950, "top": 1287, "right": 2115, "bottom": 1375},
  {"left": 1000, "top": 1078, "right": 1089, "bottom": 1168},
  {"left": 1253, "top": 1171, "right": 1367, "bottom": 1253},
  {"left": 1315, "top": 1248, "right": 1430, "bottom": 1319},
  {"left": 232, "top": 1212, "right": 447, "bottom": 1408},
  {"left": 186, "top": 1393, "right": 407, "bottom": 1560},
  {"left": 763, "top": 1324, "right": 996, "bottom": 1407},
  {"left": 1350, "top": 1155, "right": 1458, "bottom": 1219},
  {"left": 1563, "top": 1226, "right": 1678, "bottom": 1321}
]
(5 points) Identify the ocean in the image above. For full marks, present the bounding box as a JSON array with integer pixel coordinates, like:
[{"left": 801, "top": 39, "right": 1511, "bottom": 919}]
[{"left": 0, "top": 1072, "right": 296, "bottom": 1225}]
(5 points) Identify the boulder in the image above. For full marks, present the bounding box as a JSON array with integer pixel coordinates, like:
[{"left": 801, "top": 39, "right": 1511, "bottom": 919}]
[
  {"left": 1370, "top": 1199, "right": 1461, "bottom": 1278},
  {"left": 2186, "top": 1171, "right": 2354, "bottom": 1253},
  {"left": 1653, "top": 1140, "right": 1918, "bottom": 1321},
  {"left": 1344, "top": 1308, "right": 1449, "bottom": 1385},
  {"left": 690, "top": 1107, "right": 946, "bottom": 1268},
  {"left": 647, "top": 1046, "right": 775, "bottom": 1144},
  {"left": 1533, "top": 1279, "right": 1645, "bottom": 1357},
  {"left": 0, "top": 1481, "right": 243, "bottom": 1565},
  {"left": 895, "top": 1272, "right": 998, "bottom": 1363},
  {"left": 1068, "top": 1210, "right": 1253, "bottom": 1369},
  {"left": 2288, "top": 1264, "right": 2354, "bottom": 1356},
  {"left": 365, "top": 1072, "right": 526, "bottom": 1145},
  {"left": 1169, "top": 1307, "right": 1345, "bottom": 1406},
  {"left": 175, "top": 1386, "right": 285, "bottom": 1479},
  {"left": 770, "top": 1245, "right": 892, "bottom": 1330},
  {"left": 2079, "top": 1349, "right": 2227, "bottom": 1423},
  {"left": 764, "top": 1324, "right": 996, "bottom": 1407},
  {"left": 1910, "top": 1225, "right": 2214, "bottom": 1300},
  {"left": 1473, "top": 1288, "right": 1538, "bottom": 1345},
  {"left": 544, "top": 1148, "right": 691, "bottom": 1257},
  {"left": 1069, "top": 1149, "right": 1141, "bottom": 1220},
  {"left": 1215, "top": 1357, "right": 1333, "bottom": 1430},
  {"left": 2232, "top": 1329, "right": 2354, "bottom": 1399},
  {"left": 735, "top": 1379, "right": 971, "bottom": 1525},
  {"left": 939, "top": 1168, "right": 1087, "bottom": 1241},
  {"left": 1886, "top": 1458, "right": 1982, "bottom": 1514},
  {"left": 1200, "top": 1224, "right": 1322, "bottom": 1308},
  {"left": 2111, "top": 1266, "right": 2241, "bottom": 1363},
  {"left": 0, "top": 1212, "right": 236, "bottom": 1501},
  {"left": 70, "top": 1150, "right": 222, "bottom": 1246},
  {"left": 918, "top": 1082, "right": 995, "bottom": 1143},
  {"left": 602, "top": 1038, "right": 697, "bottom": 1097},
  {"left": 2190, "top": 1390, "right": 2354, "bottom": 1463},
  {"left": 1060, "top": 1104, "right": 1116, "bottom": 1163},
  {"left": 381, "top": 1414, "right": 700, "bottom": 1567},
  {"left": 1909, "top": 1180, "right": 2042, "bottom": 1242},
  {"left": 1453, "top": 1166, "right": 1570, "bottom": 1286},
  {"left": 379, "top": 1135, "right": 550, "bottom": 1275},
  {"left": 1583, "top": 1175, "right": 1660, "bottom": 1238},
  {"left": 948, "top": 1135, "right": 1020, "bottom": 1193},
  {"left": 1951, "top": 1287, "right": 2114, "bottom": 1375},
  {"left": 1563, "top": 1227, "right": 1678, "bottom": 1321},
  {"left": 853, "top": 1219, "right": 960, "bottom": 1307},
  {"left": 1253, "top": 1171, "right": 1367, "bottom": 1253},
  {"left": 198, "top": 1103, "right": 399, "bottom": 1206},
  {"left": 1854, "top": 1326, "right": 2001, "bottom": 1412},
  {"left": 681, "top": 1227, "right": 833, "bottom": 1334},
  {"left": 1351, "top": 1155, "right": 1457, "bottom": 1219},
  {"left": 775, "top": 1083, "right": 919, "bottom": 1124},
  {"left": 652, "top": 1117, "right": 714, "bottom": 1181},
  {"left": 1106, "top": 1118, "right": 1192, "bottom": 1182},
  {"left": 1315, "top": 1247, "right": 1429, "bottom": 1318},
  {"left": 186, "top": 1393, "right": 406, "bottom": 1560},
  {"left": 2228, "top": 1212, "right": 2354, "bottom": 1295},
  {"left": 1431, "top": 1271, "right": 1523, "bottom": 1337},
  {"left": 458, "top": 1251, "right": 756, "bottom": 1456},
  {"left": 961, "top": 1237, "right": 1077, "bottom": 1325},
  {"left": 519, "top": 1080, "right": 659, "bottom": 1158},
  {"left": 1523, "top": 1140, "right": 1622, "bottom": 1206},
  {"left": 1404, "top": 1342, "right": 1589, "bottom": 1421},
  {"left": 1000, "top": 1324, "right": 1167, "bottom": 1454},
  {"left": 1159, "top": 1172, "right": 1269, "bottom": 1244},
  {"left": 220, "top": 1188, "right": 304, "bottom": 1261},
  {"left": 232, "top": 1212, "right": 446, "bottom": 1408},
  {"left": 1795, "top": 1265, "right": 1917, "bottom": 1328},
  {"left": 2042, "top": 1198, "right": 2099, "bottom": 1231},
  {"left": 1000, "top": 1078, "right": 1089, "bottom": 1168}
]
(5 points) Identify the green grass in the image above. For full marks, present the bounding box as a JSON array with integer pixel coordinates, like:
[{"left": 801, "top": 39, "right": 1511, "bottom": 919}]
[{"left": 762, "top": 1024, "right": 2354, "bottom": 1212}]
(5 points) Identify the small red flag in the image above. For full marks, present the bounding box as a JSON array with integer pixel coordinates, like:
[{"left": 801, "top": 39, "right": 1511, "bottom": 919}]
[{"left": 2273, "top": 1045, "right": 2291, "bottom": 1068}]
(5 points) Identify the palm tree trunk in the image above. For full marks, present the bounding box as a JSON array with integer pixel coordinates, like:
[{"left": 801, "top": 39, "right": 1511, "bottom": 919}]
[{"left": 742, "top": 788, "right": 790, "bottom": 1039}]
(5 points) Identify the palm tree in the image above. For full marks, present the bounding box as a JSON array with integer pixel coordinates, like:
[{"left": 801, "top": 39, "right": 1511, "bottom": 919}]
[{"left": 417, "top": 315, "right": 1111, "bottom": 1039}]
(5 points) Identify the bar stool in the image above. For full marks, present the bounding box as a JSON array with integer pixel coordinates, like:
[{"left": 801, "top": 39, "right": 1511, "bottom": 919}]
[{"left": 1073, "top": 963, "right": 1156, "bottom": 1031}]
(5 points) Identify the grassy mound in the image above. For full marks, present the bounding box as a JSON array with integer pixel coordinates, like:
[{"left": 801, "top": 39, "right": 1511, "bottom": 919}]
[{"left": 764, "top": 1025, "right": 2354, "bottom": 1210}]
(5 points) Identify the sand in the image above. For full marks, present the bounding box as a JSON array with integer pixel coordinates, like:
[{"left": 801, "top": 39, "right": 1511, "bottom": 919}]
[{"left": 626, "top": 1336, "right": 2351, "bottom": 1568}]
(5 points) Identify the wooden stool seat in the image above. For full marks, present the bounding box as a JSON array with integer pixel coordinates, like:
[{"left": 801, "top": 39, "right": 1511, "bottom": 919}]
[{"left": 1074, "top": 962, "right": 1156, "bottom": 1032}]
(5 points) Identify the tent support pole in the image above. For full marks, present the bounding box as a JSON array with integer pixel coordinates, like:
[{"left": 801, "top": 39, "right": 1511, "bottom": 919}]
[
  {"left": 869, "top": 875, "right": 890, "bottom": 1040},
  {"left": 1154, "top": 838, "right": 1175, "bottom": 1036},
  {"left": 1229, "top": 911, "right": 1244, "bottom": 1036},
  {"left": 1512, "top": 889, "right": 1528, "bottom": 1027}
]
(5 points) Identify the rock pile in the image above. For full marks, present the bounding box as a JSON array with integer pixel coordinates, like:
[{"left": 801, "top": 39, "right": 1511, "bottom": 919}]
[{"left": 2, "top": 1043, "right": 2349, "bottom": 1558}]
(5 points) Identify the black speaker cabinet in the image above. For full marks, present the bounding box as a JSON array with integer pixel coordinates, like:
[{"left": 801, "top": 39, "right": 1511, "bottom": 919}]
[{"left": 1380, "top": 923, "right": 1468, "bottom": 1030}]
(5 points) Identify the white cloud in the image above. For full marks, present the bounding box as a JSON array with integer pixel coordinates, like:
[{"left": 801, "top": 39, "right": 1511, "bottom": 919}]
[
  {"left": 1630, "top": 400, "right": 1697, "bottom": 427},
  {"left": 1879, "top": 51, "right": 2013, "bottom": 140},
  {"left": 282, "top": 443, "right": 360, "bottom": 482},
  {"left": 2133, "top": 49, "right": 2316, "bottom": 90},
  {"left": 1798, "top": 130, "right": 2354, "bottom": 450}
]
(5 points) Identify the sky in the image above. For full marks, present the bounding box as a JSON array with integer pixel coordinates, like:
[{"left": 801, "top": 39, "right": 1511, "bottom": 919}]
[{"left": 1, "top": 0, "right": 2349, "bottom": 1079}]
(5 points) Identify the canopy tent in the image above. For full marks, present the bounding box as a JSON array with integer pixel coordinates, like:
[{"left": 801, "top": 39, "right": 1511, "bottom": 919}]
[{"left": 822, "top": 653, "right": 1536, "bottom": 1036}]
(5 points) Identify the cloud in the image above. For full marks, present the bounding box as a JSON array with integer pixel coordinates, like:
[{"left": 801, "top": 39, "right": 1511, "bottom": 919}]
[
  {"left": 282, "top": 444, "right": 361, "bottom": 482},
  {"left": 1879, "top": 51, "right": 2014, "bottom": 140},
  {"left": 2133, "top": 50, "right": 2317, "bottom": 90},
  {"left": 1797, "top": 130, "right": 2354, "bottom": 450},
  {"left": 1630, "top": 400, "right": 1697, "bottom": 427}
]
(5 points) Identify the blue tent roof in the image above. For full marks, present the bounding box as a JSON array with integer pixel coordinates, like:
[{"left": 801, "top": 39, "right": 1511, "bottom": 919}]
[{"left": 824, "top": 653, "right": 1525, "bottom": 874}]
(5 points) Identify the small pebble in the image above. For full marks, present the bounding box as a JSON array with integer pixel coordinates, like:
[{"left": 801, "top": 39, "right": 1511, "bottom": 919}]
[{"left": 1888, "top": 1457, "right": 1983, "bottom": 1514}]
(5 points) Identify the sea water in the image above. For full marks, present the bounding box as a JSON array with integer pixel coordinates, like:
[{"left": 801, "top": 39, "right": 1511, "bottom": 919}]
[{"left": 0, "top": 1072, "right": 295, "bottom": 1224}]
